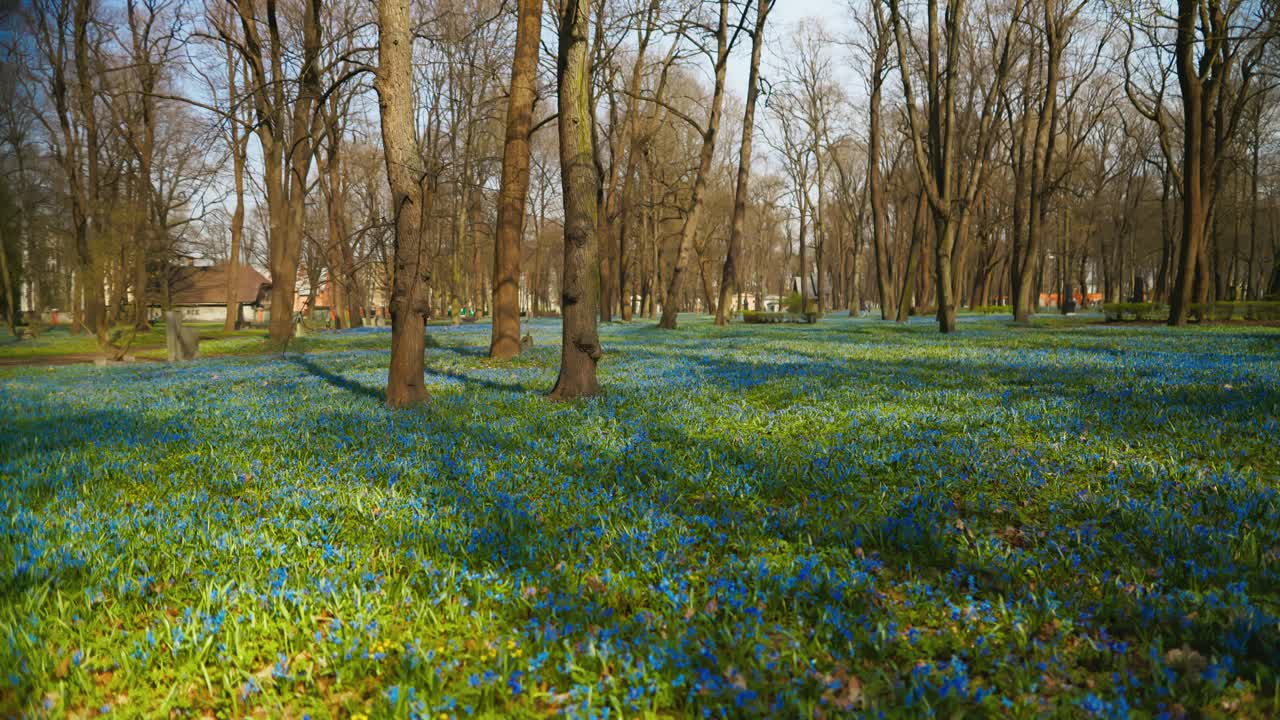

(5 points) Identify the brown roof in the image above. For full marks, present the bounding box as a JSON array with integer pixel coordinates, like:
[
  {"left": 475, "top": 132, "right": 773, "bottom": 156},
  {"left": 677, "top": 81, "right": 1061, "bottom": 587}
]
[{"left": 165, "top": 264, "right": 270, "bottom": 306}]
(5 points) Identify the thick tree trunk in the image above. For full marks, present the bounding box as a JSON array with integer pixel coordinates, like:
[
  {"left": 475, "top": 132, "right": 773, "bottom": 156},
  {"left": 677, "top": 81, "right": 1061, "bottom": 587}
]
[
  {"left": 235, "top": 0, "right": 322, "bottom": 347},
  {"left": 1169, "top": 0, "right": 1203, "bottom": 326},
  {"left": 490, "top": 0, "right": 541, "bottom": 359},
  {"left": 549, "top": 0, "right": 602, "bottom": 400},
  {"left": 378, "top": 0, "right": 429, "bottom": 408},
  {"left": 265, "top": 159, "right": 298, "bottom": 344}
]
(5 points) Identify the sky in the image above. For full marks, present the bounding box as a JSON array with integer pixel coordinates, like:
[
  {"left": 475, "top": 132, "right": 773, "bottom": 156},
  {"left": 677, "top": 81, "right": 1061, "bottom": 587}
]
[{"left": 725, "top": 0, "right": 854, "bottom": 99}]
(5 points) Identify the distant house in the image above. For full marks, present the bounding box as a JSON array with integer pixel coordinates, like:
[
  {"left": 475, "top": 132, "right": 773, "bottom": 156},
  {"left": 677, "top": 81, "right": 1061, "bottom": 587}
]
[
  {"left": 153, "top": 263, "right": 270, "bottom": 325},
  {"left": 293, "top": 272, "right": 334, "bottom": 320},
  {"left": 1039, "top": 291, "right": 1102, "bottom": 309}
]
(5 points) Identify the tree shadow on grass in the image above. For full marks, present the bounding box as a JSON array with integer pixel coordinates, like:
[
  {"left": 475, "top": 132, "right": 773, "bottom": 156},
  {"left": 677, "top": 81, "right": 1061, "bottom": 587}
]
[
  {"left": 288, "top": 354, "right": 384, "bottom": 403},
  {"left": 0, "top": 407, "right": 180, "bottom": 479},
  {"left": 426, "top": 341, "right": 490, "bottom": 359},
  {"left": 288, "top": 353, "right": 537, "bottom": 401}
]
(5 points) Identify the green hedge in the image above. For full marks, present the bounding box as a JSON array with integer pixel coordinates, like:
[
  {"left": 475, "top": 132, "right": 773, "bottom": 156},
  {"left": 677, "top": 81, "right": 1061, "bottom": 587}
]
[
  {"left": 972, "top": 305, "right": 1011, "bottom": 315},
  {"left": 742, "top": 311, "right": 786, "bottom": 324},
  {"left": 1105, "top": 301, "right": 1280, "bottom": 323},
  {"left": 1247, "top": 301, "right": 1280, "bottom": 321},
  {"left": 1103, "top": 303, "right": 1169, "bottom": 322},
  {"left": 1190, "top": 303, "right": 1234, "bottom": 322},
  {"left": 741, "top": 311, "right": 820, "bottom": 325}
]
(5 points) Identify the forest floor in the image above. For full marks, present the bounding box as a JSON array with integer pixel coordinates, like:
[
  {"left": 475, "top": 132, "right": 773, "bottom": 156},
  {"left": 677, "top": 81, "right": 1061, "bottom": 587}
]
[{"left": 2, "top": 317, "right": 1278, "bottom": 718}]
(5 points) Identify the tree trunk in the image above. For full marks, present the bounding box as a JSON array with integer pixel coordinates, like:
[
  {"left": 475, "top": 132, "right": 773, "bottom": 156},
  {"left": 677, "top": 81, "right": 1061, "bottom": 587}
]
[
  {"left": 234, "top": 0, "right": 323, "bottom": 347},
  {"left": 658, "top": 0, "right": 730, "bottom": 330},
  {"left": 934, "top": 213, "right": 958, "bottom": 333},
  {"left": 224, "top": 153, "right": 246, "bottom": 331},
  {"left": 868, "top": 45, "right": 894, "bottom": 319},
  {"left": 378, "top": 0, "right": 429, "bottom": 408},
  {"left": 549, "top": 0, "right": 602, "bottom": 400},
  {"left": 1014, "top": 0, "right": 1064, "bottom": 323},
  {"left": 1247, "top": 103, "right": 1261, "bottom": 298},
  {"left": 0, "top": 222, "right": 14, "bottom": 336},
  {"left": 799, "top": 192, "right": 811, "bottom": 306},
  {"left": 223, "top": 47, "right": 247, "bottom": 332},
  {"left": 697, "top": 251, "right": 716, "bottom": 317},
  {"left": 715, "top": 0, "right": 770, "bottom": 326},
  {"left": 896, "top": 189, "right": 927, "bottom": 322},
  {"left": 1169, "top": 0, "right": 1203, "bottom": 326},
  {"left": 73, "top": 0, "right": 106, "bottom": 343},
  {"left": 1156, "top": 162, "right": 1173, "bottom": 302},
  {"left": 489, "top": 0, "right": 541, "bottom": 359}
]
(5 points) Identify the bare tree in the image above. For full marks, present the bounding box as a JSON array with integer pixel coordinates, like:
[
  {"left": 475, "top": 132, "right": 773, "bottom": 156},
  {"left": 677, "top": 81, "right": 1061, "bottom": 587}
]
[
  {"left": 216, "top": 0, "right": 325, "bottom": 346},
  {"left": 851, "top": 0, "right": 897, "bottom": 319},
  {"left": 658, "top": 0, "right": 734, "bottom": 330},
  {"left": 214, "top": 13, "right": 251, "bottom": 332},
  {"left": 1009, "top": 0, "right": 1090, "bottom": 323},
  {"left": 714, "top": 0, "right": 771, "bottom": 325},
  {"left": 888, "top": 0, "right": 1025, "bottom": 332},
  {"left": 1166, "top": 0, "right": 1274, "bottom": 324}
]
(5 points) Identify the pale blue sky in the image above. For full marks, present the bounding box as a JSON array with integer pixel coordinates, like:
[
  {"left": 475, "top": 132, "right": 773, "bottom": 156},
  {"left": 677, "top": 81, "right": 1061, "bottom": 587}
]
[{"left": 726, "top": 0, "right": 854, "bottom": 102}]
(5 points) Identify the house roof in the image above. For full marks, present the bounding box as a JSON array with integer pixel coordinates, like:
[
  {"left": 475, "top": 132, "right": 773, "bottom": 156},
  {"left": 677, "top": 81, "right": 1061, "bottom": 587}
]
[{"left": 165, "top": 264, "right": 270, "bottom": 307}]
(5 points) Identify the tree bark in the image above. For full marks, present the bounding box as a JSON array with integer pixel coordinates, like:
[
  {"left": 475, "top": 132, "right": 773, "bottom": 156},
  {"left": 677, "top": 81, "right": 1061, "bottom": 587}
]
[
  {"left": 378, "top": 0, "right": 429, "bottom": 408},
  {"left": 233, "top": 0, "right": 324, "bottom": 347},
  {"left": 73, "top": 0, "right": 106, "bottom": 343},
  {"left": 715, "top": 0, "right": 770, "bottom": 325},
  {"left": 549, "top": 0, "right": 603, "bottom": 400},
  {"left": 896, "top": 189, "right": 928, "bottom": 322},
  {"left": 1013, "top": 0, "right": 1066, "bottom": 324},
  {"left": 866, "top": 2, "right": 894, "bottom": 319},
  {"left": 1169, "top": 0, "right": 1203, "bottom": 326},
  {"left": 658, "top": 0, "right": 730, "bottom": 330},
  {"left": 489, "top": 0, "right": 541, "bottom": 359},
  {"left": 223, "top": 43, "right": 248, "bottom": 332}
]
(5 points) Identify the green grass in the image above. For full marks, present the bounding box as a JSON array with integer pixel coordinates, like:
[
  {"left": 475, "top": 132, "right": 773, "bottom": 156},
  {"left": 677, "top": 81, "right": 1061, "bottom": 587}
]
[
  {"left": 1, "top": 316, "right": 1278, "bottom": 718},
  {"left": 0, "top": 322, "right": 408, "bottom": 362},
  {"left": 0, "top": 323, "right": 269, "bottom": 361}
]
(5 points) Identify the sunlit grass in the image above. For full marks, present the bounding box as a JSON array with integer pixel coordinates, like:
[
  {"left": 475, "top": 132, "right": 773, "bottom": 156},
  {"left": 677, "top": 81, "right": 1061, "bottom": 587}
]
[{"left": 2, "top": 317, "right": 1278, "bottom": 717}]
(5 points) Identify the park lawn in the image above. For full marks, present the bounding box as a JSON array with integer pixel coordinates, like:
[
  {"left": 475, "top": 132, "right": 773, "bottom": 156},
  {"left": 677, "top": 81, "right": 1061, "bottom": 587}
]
[
  {"left": 0, "top": 319, "right": 518, "bottom": 363},
  {"left": 0, "top": 323, "right": 412, "bottom": 363},
  {"left": 1, "top": 317, "right": 1278, "bottom": 718},
  {"left": 0, "top": 324, "right": 268, "bottom": 362}
]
